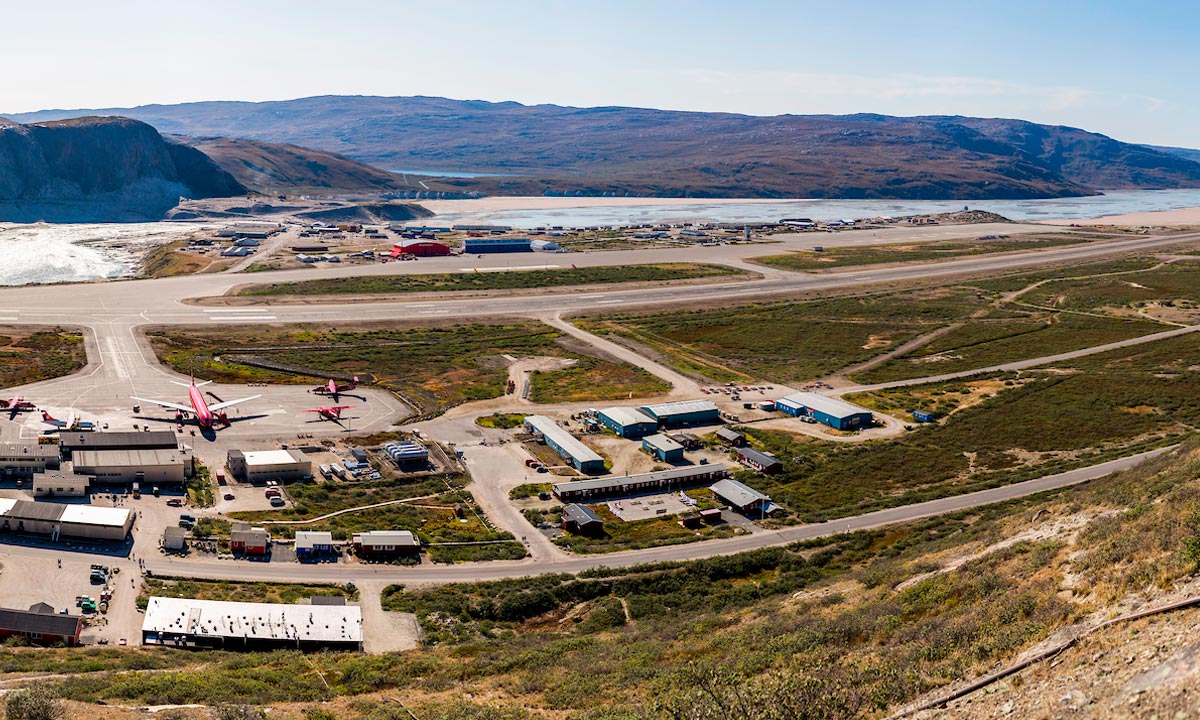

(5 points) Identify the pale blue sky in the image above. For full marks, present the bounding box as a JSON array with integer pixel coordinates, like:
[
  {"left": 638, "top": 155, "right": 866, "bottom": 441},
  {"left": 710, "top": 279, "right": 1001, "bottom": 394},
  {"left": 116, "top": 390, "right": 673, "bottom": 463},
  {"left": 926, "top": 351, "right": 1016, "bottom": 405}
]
[{"left": 4, "top": 0, "right": 1196, "bottom": 145}]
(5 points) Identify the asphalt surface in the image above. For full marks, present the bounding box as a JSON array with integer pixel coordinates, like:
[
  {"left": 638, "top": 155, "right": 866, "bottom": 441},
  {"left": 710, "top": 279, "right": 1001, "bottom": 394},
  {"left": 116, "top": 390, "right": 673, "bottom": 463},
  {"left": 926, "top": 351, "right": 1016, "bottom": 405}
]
[
  {"left": 0, "top": 222, "right": 1192, "bottom": 589},
  {"left": 134, "top": 447, "right": 1169, "bottom": 586}
]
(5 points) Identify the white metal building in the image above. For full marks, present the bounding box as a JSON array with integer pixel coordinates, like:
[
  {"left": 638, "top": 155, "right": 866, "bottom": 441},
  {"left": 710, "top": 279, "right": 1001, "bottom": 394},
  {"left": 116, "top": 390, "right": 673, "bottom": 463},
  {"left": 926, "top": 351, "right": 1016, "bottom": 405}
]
[
  {"left": 142, "top": 596, "right": 362, "bottom": 651},
  {"left": 227, "top": 449, "right": 311, "bottom": 483},
  {"left": 0, "top": 500, "right": 133, "bottom": 542},
  {"left": 32, "top": 472, "right": 89, "bottom": 498}
]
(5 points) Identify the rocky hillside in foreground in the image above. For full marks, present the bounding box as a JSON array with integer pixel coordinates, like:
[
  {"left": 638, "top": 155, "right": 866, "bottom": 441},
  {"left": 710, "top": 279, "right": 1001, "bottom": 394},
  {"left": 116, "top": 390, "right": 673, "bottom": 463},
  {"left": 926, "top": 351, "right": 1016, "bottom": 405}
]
[
  {"left": 0, "top": 116, "right": 245, "bottom": 221},
  {"left": 12, "top": 97, "right": 1200, "bottom": 199}
]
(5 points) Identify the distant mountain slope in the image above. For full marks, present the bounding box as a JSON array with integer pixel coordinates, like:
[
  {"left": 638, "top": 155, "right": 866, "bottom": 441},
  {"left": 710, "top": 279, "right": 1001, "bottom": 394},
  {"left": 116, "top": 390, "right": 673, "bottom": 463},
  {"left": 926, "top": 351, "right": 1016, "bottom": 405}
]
[
  {"left": 12, "top": 97, "right": 1200, "bottom": 199},
  {"left": 0, "top": 116, "right": 244, "bottom": 221},
  {"left": 174, "top": 135, "right": 417, "bottom": 194},
  {"left": 1141, "top": 143, "right": 1200, "bottom": 164}
]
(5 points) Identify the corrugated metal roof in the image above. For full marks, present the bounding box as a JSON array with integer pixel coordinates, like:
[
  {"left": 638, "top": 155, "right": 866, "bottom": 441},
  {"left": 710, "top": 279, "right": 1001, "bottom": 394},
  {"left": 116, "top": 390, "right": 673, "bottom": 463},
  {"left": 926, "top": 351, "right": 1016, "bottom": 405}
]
[
  {"left": 562, "top": 503, "right": 602, "bottom": 525},
  {"left": 553, "top": 463, "right": 728, "bottom": 495},
  {"left": 642, "top": 434, "right": 684, "bottom": 452},
  {"left": 295, "top": 531, "right": 334, "bottom": 549},
  {"left": 6, "top": 500, "right": 64, "bottom": 522},
  {"left": 777, "top": 392, "right": 874, "bottom": 420},
  {"left": 0, "top": 606, "right": 81, "bottom": 637},
  {"left": 524, "top": 416, "right": 603, "bottom": 464},
  {"left": 640, "top": 400, "right": 719, "bottom": 418},
  {"left": 715, "top": 427, "right": 744, "bottom": 441},
  {"left": 59, "top": 431, "right": 178, "bottom": 450},
  {"left": 73, "top": 448, "right": 186, "bottom": 467},
  {"left": 352, "top": 530, "right": 419, "bottom": 547},
  {"left": 598, "top": 407, "right": 656, "bottom": 427},
  {"left": 710, "top": 478, "right": 771, "bottom": 508},
  {"left": 737, "top": 448, "right": 781, "bottom": 468},
  {"left": 0, "top": 442, "right": 59, "bottom": 460}
]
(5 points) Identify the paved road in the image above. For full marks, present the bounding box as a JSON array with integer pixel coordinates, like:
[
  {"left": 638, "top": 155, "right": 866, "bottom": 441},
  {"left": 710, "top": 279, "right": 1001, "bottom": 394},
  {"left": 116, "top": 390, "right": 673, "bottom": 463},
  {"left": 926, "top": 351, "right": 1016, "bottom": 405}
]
[
  {"left": 0, "top": 223, "right": 1189, "bottom": 589},
  {"left": 130, "top": 447, "right": 1168, "bottom": 586},
  {"left": 831, "top": 323, "right": 1200, "bottom": 396}
]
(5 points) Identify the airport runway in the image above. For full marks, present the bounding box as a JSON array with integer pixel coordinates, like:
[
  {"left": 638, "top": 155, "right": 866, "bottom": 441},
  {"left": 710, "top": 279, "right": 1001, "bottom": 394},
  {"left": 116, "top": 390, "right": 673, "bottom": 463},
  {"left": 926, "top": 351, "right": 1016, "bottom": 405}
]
[{"left": 0, "top": 222, "right": 1190, "bottom": 585}]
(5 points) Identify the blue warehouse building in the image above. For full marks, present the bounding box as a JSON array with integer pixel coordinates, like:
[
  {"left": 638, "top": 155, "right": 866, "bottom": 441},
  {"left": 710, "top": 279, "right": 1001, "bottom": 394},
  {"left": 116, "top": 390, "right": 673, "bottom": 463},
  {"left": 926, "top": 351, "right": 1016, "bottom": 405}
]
[
  {"left": 598, "top": 407, "right": 659, "bottom": 438},
  {"left": 639, "top": 400, "right": 720, "bottom": 428},
  {"left": 462, "top": 237, "right": 532, "bottom": 254},
  {"left": 641, "top": 434, "right": 685, "bottom": 463},
  {"left": 776, "top": 392, "right": 874, "bottom": 430},
  {"left": 524, "top": 415, "right": 606, "bottom": 474}
]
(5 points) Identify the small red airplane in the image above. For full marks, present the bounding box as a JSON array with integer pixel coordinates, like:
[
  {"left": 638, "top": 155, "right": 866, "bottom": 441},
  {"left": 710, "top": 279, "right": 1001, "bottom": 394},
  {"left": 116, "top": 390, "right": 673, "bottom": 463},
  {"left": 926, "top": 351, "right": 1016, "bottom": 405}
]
[
  {"left": 305, "top": 405, "right": 352, "bottom": 421},
  {"left": 0, "top": 396, "right": 36, "bottom": 412},
  {"left": 131, "top": 376, "right": 260, "bottom": 429},
  {"left": 313, "top": 376, "right": 359, "bottom": 401}
]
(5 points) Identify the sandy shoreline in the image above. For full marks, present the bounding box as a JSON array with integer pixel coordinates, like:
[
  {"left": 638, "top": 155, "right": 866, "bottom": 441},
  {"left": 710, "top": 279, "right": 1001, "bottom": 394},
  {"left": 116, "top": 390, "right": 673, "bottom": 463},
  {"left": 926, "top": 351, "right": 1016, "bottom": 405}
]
[
  {"left": 419, "top": 196, "right": 788, "bottom": 214},
  {"left": 1043, "top": 206, "right": 1200, "bottom": 226}
]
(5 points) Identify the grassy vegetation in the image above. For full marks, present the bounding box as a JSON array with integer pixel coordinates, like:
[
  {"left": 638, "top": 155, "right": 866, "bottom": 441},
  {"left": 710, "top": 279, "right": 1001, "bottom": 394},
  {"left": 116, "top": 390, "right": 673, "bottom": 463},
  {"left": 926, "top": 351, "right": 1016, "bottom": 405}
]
[
  {"left": 509, "top": 482, "right": 551, "bottom": 499},
  {"left": 752, "top": 233, "right": 1099, "bottom": 271},
  {"left": 18, "top": 440, "right": 1200, "bottom": 718},
  {"left": 476, "top": 413, "right": 528, "bottom": 429},
  {"left": 966, "top": 257, "right": 1161, "bottom": 293},
  {"left": 0, "top": 327, "right": 86, "bottom": 387},
  {"left": 237, "top": 263, "right": 741, "bottom": 296},
  {"left": 140, "top": 240, "right": 231, "bottom": 277},
  {"left": 553, "top": 504, "right": 737, "bottom": 554},
  {"left": 529, "top": 356, "right": 670, "bottom": 403},
  {"left": 1020, "top": 262, "right": 1200, "bottom": 313},
  {"left": 185, "top": 464, "right": 215, "bottom": 507},
  {"left": 146, "top": 320, "right": 667, "bottom": 417},
  {"left": 852, "top": 312, "right": 1163, "bottom": 383},
  {"left": 225, "top": 475, "right": 526, "bottom": 562},
  {"left": 734, "top": 332, "right": 1200, "bottom": 521},
  {"left": 138, "top": 578, "right": 358, "bottom": 610},
  {"left": 581, "top": 287, "right": 999, "bottom": 383}
]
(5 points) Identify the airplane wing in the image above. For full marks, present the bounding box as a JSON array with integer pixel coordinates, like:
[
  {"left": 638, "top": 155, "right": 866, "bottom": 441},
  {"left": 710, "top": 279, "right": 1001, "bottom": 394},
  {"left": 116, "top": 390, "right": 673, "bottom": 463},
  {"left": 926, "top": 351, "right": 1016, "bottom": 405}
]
[
  {"left": 209, "top": 395, "right": 261, "bottom": 412},
  {"left": 131, "top": 396, "right": 194, "bottom": 414}
]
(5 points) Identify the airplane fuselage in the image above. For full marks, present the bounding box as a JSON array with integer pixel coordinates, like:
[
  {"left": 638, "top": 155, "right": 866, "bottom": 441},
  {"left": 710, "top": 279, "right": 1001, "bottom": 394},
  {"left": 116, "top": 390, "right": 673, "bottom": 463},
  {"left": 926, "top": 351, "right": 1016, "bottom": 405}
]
[{"left": 188, "top": 383, "right": 214, "bottom": 427}]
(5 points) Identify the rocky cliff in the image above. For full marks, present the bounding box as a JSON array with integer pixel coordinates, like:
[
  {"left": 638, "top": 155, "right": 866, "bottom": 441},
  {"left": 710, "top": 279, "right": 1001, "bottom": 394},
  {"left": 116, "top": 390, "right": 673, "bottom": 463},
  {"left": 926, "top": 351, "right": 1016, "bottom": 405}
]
[{"left": 0, "top": 116, "right": 244, "bottom": 221}]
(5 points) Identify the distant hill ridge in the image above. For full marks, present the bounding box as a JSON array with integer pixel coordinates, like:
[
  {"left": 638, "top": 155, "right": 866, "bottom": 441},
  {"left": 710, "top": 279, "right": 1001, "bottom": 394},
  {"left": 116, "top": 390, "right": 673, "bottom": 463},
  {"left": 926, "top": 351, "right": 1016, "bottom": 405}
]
[
  {"left": 11, "top": 96, "right": 1200, "bottom": 200},
  {"left": 0, "top": 116, "right": 244, "bottom": 221}
]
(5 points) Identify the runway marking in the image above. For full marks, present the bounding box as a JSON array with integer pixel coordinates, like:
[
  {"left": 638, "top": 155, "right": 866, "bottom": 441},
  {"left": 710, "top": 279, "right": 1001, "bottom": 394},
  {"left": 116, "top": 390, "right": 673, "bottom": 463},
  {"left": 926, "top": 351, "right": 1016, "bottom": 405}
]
[
  {"left": 211, "top": 315, "right": 278, "bottom": 321},
  {"left": 595, "top": 299, "right": 626, "bottom": 305},
  {"left": 205, "top": 308, "right": 276, "bottom": 313},
  {"left": 457, "top": 265, "right": 560, "bottom": 273}
]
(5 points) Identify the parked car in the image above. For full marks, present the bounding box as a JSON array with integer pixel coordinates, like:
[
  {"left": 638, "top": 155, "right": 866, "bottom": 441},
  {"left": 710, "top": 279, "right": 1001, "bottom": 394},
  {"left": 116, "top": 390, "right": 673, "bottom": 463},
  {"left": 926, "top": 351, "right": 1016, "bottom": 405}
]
[
  {"left": 166, "top": 498, "right": 183, "bottom": 507},
  {"left": 269, "top": 496, "right": 286, "bottom": 507}
]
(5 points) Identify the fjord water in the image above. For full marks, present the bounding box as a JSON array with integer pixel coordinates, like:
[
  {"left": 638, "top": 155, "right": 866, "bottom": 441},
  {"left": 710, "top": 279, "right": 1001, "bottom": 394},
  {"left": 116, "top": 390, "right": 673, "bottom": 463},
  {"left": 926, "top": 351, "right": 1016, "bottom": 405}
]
[
  {"left": 434, "top": 189, "right": 1200, "bottom": 227},
  {"left": 3, "top": 189, "right": 1200, "bottom": 286}
]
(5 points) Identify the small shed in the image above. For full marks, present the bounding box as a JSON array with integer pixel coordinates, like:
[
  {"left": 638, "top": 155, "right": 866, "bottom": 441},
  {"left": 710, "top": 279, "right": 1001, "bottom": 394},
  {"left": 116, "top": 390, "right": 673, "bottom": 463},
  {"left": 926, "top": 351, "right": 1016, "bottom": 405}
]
[
  {"left": 295, "top": 531, "right": 335, "bottom": 560},
  {"left": 715, "top": 427, "right": 746, "bottom": 447},
  {"left": 162, "top": 526, "right": 187, "bottom": 552},
  {"left": 710, "top": 478, "right": 773, "bottom": 515},
  {"left": 913, "top": 410, "right": 937, "bottom": 423},
  {"left": 736, "top": 447, "right": 783, "bottom": 474},
  {"left": 561, "top": 504, "right": 604, "bottom": 535},
  {"left": 642, "top": 434, "right": 685, "bottom": 463}
]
